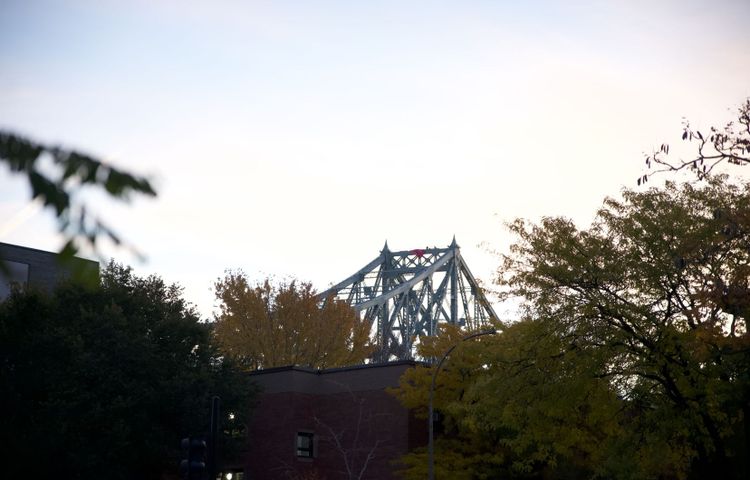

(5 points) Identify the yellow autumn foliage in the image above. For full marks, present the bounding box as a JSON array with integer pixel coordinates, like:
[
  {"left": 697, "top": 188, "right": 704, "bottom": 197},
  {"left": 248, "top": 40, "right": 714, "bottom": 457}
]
[{"left": 213, "top": 271, "right": 375, "bottom": 369}]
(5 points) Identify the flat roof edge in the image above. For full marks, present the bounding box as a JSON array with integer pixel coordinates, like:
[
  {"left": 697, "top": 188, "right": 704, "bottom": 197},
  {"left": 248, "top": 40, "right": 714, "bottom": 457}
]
[
  {"left": 249, "top": 359, "right": 424, "bottom": 376},
  {"left": 0, "top": 242, "right": 98, "bottom": 264}
]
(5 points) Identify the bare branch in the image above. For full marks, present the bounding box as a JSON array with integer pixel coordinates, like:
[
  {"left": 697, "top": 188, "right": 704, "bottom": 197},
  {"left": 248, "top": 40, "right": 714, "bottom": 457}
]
[{"left": 641, "top": 99, "right": 750, "bottom": 183}]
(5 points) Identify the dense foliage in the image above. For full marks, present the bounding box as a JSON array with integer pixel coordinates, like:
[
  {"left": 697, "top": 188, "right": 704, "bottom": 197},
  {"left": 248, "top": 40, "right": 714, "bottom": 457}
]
[
  {"left": 0, "top": 263, "right": 255, "bottom": 480},
  {"left": 394, "top": 177, "right": 750, "bottom": 479},
  {"left": 214, "top": 272, "right": 375, "bottom": 369}
]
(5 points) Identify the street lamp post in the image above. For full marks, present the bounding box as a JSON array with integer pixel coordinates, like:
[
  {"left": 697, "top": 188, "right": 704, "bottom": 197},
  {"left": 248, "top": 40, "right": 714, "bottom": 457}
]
[{"left": 428, "top": 329, "right": 497, "bottom": 480}]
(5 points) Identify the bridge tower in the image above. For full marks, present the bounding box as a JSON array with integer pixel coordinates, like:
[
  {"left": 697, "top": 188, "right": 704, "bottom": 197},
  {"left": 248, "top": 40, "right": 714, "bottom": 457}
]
[{"left": 318, "top": 238, "right": 498, "bottom": 361}]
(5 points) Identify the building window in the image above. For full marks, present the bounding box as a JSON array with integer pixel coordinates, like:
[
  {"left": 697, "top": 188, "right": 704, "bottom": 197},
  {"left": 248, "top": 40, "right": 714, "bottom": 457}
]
[{"left": 296, "top": 432, "right": 314, "bottom": 458}]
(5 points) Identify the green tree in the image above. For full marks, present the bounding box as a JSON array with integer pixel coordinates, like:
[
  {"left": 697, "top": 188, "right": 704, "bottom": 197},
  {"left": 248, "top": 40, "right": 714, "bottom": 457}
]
[
  {"left": 393, "top": 177, "right": 750, "bottom": 479},
  {"left": 0, "top": 262, "right": 256, "bottom": 480},
  {"left": 497, "top": 177, "right": 750, "bottom": 477},
  {"left": 213, "top": 271, "right": 375, "bottom": 369},
  {"left": 392, "top": 323, "right": 621, "bottom": 479},
  {"left": 391, "top": 325, "right": 515, "bottom": 480},
  {"left": 0, "top": 131, "right": 156, "bottom": 261}
]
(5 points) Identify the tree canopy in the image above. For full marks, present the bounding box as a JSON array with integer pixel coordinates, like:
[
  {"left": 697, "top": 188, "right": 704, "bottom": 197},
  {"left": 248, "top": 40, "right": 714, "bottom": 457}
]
[
  {"left": 393, "top": 176, "right": 750, "bottom": 479},
  {"left": 0, "top": 263, "right": 255, "bottom": 480},
  {"left": 214, "top": 272, "right": 375, "bottom": 370}
]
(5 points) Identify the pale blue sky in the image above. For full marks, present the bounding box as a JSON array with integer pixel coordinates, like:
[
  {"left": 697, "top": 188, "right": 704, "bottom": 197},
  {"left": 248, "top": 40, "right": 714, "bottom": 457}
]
[{"left": 1, "top": 0, "right": 749, "bottom": 318}]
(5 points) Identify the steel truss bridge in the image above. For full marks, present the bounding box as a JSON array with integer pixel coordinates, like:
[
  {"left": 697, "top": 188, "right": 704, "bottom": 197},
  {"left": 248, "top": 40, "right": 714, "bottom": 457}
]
[{"left": 318, "top": 238, "right": 498, "bottom": 361}]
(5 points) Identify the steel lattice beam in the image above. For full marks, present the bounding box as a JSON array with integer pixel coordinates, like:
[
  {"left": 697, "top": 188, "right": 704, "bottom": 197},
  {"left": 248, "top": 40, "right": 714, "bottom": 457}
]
[{"left": 318, "top": 238, "right": 498, "bottom": 361}]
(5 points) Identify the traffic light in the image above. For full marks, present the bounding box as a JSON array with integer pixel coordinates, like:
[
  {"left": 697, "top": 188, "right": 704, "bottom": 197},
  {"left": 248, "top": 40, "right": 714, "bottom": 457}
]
[{"left": 180, "top": 436, "right": 207, "bottom": 480}]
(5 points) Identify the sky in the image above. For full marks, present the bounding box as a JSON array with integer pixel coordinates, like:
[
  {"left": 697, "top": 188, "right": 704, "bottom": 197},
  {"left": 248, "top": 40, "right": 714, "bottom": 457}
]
[{"left": 1, "top": 0, "right": 749, "bottom": 320}]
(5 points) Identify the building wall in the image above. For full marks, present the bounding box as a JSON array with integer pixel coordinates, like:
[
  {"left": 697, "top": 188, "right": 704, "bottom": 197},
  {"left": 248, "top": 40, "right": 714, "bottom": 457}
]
[
  {"left": 244, "top": 361, "right": 426, "bottom": 480},
  {"left": 0, "top": 242, "right": 99, "bottom": 300}
]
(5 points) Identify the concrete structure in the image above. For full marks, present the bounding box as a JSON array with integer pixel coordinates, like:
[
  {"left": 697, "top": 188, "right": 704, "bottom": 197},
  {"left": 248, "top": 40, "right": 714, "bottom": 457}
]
[
  {"left": 0, "top": 242, "right": 99, "bottom": 300},
  {"left": 239, "top": 361, "right": 425, "bottom": 480}
]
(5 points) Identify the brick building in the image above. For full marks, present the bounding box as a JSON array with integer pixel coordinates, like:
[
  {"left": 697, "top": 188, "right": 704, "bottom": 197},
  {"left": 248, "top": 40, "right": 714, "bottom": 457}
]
[{"left": 239, "top": 361, "right": 425, "bottom": 480}]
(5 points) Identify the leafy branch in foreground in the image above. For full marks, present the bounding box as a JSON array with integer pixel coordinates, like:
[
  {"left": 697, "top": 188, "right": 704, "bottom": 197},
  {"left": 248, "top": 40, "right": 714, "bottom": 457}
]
[
  {"left": 0, "top": 131, "right": 156, "bottom": 260},
  {"left": 640, "top": 98, "right": 750, "bottom": 184}
]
